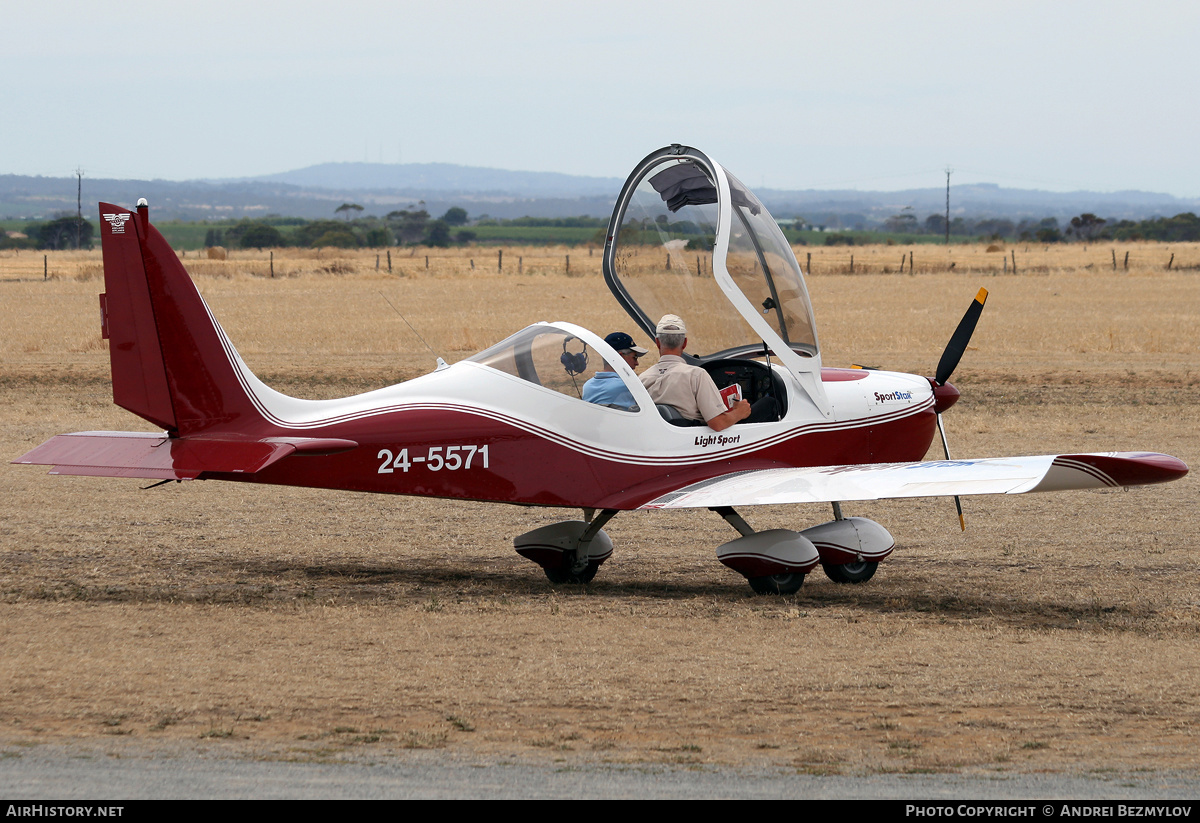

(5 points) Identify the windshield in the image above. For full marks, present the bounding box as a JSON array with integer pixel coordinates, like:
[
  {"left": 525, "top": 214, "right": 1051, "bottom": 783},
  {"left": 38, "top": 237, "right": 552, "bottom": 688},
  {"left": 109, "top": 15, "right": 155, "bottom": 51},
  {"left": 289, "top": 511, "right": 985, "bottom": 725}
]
[
  {"left": 724, "top": 170, "right": 818, "bottom": 354},
  {"left": 605, "top": 151, "right": 818, "bottom": 358}
]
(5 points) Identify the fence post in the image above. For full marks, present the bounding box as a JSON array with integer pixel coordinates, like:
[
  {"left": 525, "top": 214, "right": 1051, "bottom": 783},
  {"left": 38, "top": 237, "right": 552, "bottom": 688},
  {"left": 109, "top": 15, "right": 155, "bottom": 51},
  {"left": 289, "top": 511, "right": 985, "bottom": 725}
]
[
  {"left": 850, "top": 254, "right": 854, "bottom": 274},
  {"left": 696, "top": 256, "right": 701, "bottom": 276},
  {"left": 1123, "top": 251, "right": 1129, "bottom": 270},
  {"left": 44, "top": 254, "right": 47, "bottom": 280},
  {"left": 909, "top": 250, "right": 913, "bottom": 273},
  {"left": 806, "top": 252, "right": 811, "bottom": 273},
  {"left": 470, "top": 259, "right": 475, "bottom": 270},
  {"left": 666, "top": 252, "right": 671, "bottom": 270},
  {"left": 375, "top": 253, "right": 380, "bottom": 271},
  {"left": 270, "top": 251, "right": 275, "bottom": 278},
  {"left": 519, "top": 256, "right": 523, "bottom": 274},
  {"left": 387, "top": 250, "right": 392, "bottom": 273},
  {"left": 1167, "top": 253, "right": 1174, "bottom": 270},
  {"left": 1011, "top": 250, "right": 1017, "bottom": 275},
  {"left": 566, "top": 254, "right": 570, "bottom": 274},
  {"left": 498, "top": 249, "right": 503, "bottom": 272},
  {"left": 1111, "top": 249, "right": 1117, "bottom": 270},
  {"left": 425, "top": 255, "right": 429, "bottom": 270},
  {"left": 899, "top": 254, "right": 905, "bottom": 273}
]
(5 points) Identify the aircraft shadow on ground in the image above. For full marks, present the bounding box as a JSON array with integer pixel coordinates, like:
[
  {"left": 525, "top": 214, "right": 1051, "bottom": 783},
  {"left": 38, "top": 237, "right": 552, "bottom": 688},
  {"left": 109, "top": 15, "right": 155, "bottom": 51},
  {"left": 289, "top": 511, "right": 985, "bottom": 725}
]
[{"left": 17, "top": 555, "right": 1150, "bottom": 631}]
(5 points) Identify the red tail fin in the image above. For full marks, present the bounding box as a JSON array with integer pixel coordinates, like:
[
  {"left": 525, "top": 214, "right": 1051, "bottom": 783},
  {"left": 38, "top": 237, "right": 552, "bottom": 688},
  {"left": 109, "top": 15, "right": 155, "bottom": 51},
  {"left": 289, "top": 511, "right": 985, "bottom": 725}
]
[{"left": 99, "top": 202, "right": 264, "bottom": 435}]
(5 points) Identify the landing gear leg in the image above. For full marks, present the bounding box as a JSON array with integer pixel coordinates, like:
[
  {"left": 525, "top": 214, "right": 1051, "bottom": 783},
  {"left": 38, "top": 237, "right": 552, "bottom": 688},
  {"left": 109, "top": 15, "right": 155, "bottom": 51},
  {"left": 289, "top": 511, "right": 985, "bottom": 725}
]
[{"left": 712, "top": 506, "right": 754, "bottom": 538}]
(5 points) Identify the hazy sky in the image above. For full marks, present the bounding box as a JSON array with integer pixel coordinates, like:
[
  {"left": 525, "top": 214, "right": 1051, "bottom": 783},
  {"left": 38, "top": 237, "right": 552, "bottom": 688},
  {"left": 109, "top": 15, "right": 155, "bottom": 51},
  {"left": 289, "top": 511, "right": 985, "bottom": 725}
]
[{"left": 7, "top": 1, "right": 1199, "bottom": 196}]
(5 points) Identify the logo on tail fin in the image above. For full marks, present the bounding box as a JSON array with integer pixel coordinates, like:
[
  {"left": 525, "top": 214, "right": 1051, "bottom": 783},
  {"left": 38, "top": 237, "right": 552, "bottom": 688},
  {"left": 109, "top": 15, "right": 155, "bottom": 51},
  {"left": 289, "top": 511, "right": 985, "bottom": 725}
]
[{"left": 102, "top": 213, "right": 132, "bottom": 234}]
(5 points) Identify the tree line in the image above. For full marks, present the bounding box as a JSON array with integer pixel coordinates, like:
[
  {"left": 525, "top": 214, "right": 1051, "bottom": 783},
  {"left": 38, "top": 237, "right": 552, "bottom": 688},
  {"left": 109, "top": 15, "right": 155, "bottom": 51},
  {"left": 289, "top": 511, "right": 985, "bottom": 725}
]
[
  {"left": 5, "top": 208, "right": 1199, "bottom": 251},
  {"left": 1, "top": 215, "right": 94, "bottom": 250},
  {"left": 205, "top": 204, "right": 477, "bottom": 250},
  {"left": 870, "top": 211, "right": 1200, "bottom": 244}
]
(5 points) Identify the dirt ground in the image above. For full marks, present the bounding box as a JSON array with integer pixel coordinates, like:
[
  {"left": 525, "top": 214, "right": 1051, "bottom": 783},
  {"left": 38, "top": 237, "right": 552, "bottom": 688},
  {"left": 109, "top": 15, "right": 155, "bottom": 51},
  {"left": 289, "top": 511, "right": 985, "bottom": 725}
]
[{"left": 1, "top": 257, "right": 1198, "bottom": 775}]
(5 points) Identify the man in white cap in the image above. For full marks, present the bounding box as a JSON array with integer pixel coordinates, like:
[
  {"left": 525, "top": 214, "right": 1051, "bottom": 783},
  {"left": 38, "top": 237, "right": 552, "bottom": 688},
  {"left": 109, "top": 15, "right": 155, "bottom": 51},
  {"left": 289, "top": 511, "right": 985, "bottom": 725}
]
[{"left": 640, "top": 314, "right": 751, "bottom": 432}]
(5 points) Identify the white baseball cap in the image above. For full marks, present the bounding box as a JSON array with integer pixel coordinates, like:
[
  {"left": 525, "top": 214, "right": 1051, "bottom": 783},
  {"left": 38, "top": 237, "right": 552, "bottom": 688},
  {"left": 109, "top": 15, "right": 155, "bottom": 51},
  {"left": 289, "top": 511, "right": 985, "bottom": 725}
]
[{"left": 655, "top": 314, "right": 687, "bottom": 335}]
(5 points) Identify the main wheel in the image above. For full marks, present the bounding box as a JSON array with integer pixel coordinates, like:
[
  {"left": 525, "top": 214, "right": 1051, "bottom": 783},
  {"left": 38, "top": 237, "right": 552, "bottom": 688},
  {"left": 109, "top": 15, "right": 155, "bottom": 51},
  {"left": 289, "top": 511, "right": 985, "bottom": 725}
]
[
  {"left": 747, "top": 572, "right": 805, "bottom": 595},
  {"left": 821, "top": 560, "right": 878, "bottom": 584},
  {"left": 544, "top": 561, "right": 600, "bottom": 585}
]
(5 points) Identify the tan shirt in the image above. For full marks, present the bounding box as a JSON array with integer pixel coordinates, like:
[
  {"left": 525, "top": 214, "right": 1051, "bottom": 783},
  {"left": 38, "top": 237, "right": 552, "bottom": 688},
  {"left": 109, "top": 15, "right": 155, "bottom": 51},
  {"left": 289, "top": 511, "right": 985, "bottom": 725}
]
[{"left": 639, "top": 355, "right": 727, "bottom": 423}]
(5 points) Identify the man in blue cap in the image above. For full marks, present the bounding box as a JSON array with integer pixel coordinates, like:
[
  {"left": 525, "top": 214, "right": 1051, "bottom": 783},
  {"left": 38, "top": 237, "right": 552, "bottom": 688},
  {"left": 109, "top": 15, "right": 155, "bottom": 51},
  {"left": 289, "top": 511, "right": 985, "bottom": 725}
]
[{"left": 582, "top": 332, "right": 648, "bottom": 409}]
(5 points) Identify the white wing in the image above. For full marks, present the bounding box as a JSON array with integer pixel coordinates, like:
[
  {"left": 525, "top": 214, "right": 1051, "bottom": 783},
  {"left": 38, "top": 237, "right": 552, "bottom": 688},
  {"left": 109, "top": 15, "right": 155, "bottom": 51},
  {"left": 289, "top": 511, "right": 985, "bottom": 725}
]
[{"left": 639, "top": 452, "right": 1187, "bottom": 509}]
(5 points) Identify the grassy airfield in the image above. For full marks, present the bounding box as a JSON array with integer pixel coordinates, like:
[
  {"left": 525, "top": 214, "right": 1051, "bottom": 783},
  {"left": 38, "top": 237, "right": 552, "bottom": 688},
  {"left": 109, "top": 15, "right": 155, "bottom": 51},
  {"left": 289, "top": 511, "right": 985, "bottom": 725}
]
[{"left": 1, "top": 243, "right": 1198, "bottom": 773}]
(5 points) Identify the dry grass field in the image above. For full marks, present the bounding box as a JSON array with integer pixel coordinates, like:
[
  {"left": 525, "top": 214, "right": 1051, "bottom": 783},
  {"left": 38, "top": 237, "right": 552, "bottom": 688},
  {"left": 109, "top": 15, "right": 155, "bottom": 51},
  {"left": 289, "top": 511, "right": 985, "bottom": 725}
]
[{"left": 2, "top": 243, "right": 1199, "bottom": 775}]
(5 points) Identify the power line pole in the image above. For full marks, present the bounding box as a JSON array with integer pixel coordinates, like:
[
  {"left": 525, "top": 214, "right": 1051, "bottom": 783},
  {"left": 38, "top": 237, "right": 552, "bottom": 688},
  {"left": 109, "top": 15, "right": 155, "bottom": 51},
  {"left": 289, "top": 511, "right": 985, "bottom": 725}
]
[
  {"left": 944, "top": 166, "right": 952, "bottom": 246},
  {"left": 75, "top": 167, "right": 85, "bottom": 249}
]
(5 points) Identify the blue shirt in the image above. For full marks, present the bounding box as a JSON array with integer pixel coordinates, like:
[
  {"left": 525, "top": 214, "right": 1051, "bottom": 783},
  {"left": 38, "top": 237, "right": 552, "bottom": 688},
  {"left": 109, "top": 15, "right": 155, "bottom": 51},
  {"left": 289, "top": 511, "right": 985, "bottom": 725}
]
[{"left": 582, "top": 371, "right": 637, "bottom": 409}]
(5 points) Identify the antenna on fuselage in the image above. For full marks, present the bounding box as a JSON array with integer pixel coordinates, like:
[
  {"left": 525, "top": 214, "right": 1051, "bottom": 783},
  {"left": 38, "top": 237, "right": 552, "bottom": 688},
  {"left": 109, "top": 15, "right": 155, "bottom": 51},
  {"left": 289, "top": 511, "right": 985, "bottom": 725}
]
[{"left": 378, "top": 292, "right": 449, "bottom": 371}]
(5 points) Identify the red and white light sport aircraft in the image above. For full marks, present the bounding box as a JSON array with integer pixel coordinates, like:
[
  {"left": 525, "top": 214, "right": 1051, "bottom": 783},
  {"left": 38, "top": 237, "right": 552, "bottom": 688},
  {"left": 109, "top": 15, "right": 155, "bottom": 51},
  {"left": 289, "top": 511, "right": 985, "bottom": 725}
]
[{"left": 15, "top": 145, "right": 1189, "bottom": 594}]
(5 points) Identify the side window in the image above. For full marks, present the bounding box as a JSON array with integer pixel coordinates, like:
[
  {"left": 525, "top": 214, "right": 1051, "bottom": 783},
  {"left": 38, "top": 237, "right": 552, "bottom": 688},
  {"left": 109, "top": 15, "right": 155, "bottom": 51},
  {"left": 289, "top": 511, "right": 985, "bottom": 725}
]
[{"left": 468, "top": 327, "right": 639, "bottom": 410}]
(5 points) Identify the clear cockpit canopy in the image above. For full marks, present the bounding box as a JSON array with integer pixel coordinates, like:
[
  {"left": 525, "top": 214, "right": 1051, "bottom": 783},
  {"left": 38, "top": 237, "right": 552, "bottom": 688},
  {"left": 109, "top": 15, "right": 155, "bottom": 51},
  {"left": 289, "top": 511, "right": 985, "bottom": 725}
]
[
  {"left": 604, "top": 149, "right": 819, "bottom": 360},
  {"left": 466, "top": 324, "right": 638, "bottom": 411}
]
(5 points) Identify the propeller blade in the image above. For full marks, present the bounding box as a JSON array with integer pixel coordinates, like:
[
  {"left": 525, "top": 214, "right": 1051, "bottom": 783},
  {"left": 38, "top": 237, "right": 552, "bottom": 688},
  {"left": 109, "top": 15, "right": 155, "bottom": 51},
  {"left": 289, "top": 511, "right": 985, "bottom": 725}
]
[
  {"left": 935, "top": 287, "right": 988, "bottom": 386},
  {"left": 935, "top": 412, "right": 966, "bottom": 531}
]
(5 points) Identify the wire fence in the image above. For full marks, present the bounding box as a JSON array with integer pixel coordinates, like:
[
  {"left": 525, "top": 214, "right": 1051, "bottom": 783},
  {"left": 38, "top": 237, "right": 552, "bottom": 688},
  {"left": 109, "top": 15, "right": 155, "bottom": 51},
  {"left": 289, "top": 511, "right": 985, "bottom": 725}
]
[
  {"left": 799, "top": 244, "right": 1200, "bottom": 275},
  {"left": 3, "top": 242, "right": 1199, "bottom": 283}
]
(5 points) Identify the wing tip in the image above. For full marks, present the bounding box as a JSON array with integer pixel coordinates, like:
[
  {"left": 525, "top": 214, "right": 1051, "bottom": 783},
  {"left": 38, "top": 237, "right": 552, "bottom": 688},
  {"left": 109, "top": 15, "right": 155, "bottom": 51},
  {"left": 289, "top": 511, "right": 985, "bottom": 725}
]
[{"left": 1056, "top": 452, "right": 1188, "bottom": 487}]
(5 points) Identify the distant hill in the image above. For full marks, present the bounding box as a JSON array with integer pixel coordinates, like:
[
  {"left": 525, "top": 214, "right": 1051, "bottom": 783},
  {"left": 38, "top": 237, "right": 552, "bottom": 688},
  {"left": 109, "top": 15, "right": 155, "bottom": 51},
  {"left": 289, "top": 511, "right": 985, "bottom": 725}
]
[
  {"left": 3, "top": 163, "right": 1198, "bottom": 226},
  {"left": 223, "top": 162, "right": 625, "bottom": 198},
  {"left": 758, "top": 183, "right": 1200, "bottom": 226}
]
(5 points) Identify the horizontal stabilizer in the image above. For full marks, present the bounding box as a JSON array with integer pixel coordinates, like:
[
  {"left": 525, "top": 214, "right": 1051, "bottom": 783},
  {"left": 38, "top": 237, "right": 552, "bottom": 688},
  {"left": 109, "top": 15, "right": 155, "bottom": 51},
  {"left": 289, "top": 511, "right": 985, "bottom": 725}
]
[
  {"left": 639, "top": 452, "right": 1188, "bottom": 509},
  {"left": 14, "top": 431, "right": 357, "bottom": 481}
]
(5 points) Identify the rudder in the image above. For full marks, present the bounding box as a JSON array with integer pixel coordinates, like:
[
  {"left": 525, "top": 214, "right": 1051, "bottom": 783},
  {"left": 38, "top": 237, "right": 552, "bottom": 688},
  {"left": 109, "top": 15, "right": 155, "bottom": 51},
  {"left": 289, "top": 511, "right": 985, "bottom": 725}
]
[{"left": 99, "top": 202, "right": 264, "bottom": 435}]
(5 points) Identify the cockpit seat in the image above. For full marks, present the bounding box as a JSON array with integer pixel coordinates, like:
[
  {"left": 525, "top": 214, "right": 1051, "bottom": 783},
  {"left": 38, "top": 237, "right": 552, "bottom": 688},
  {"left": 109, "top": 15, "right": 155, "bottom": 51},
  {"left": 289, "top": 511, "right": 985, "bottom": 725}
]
[{"left": 656, "top": 404, "right": 705, "bottom": 427}]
